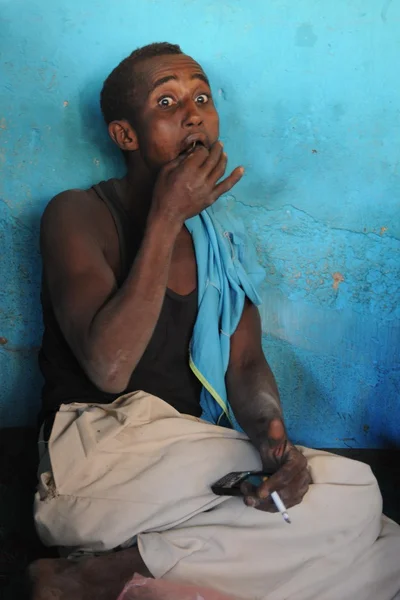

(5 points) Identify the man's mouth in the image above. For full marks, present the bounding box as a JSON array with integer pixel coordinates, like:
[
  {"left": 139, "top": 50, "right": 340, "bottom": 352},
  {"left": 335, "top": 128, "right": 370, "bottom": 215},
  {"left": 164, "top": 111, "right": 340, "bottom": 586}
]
[{"left": 179, "top": 136, "right": 208, "bottom": 157}]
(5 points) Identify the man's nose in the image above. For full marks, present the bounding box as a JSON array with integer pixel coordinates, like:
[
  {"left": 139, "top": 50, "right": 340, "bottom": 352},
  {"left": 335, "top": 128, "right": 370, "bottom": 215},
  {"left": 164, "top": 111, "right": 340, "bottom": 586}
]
[{"left": 182, "top": 101, "right": 203, "bottom": 127}]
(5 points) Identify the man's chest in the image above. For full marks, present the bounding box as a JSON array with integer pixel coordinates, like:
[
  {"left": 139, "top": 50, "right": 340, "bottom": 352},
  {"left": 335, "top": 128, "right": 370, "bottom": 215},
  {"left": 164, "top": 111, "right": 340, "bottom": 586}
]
[
  {"left": 168, "top": 226, "right": 197, "bottom": 295},
  {"left": 101, "top": 204, "right": 198, "bottom": 296}
]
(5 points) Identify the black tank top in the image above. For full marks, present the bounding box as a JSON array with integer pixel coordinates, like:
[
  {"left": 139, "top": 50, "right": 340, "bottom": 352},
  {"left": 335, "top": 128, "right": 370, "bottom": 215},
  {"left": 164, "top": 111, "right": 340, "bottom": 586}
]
[{"left": 38, "top": 179, "right": 202, "bottom": 435}]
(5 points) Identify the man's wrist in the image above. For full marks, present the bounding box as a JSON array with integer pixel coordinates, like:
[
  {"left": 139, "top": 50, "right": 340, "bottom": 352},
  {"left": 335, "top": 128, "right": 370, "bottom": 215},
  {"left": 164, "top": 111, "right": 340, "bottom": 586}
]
[
  {"left": 258, "top": 418, "right": 288, "bottom": 465},
  {"left": 146, "top": 208, "right": 182, "bottom": 242}
]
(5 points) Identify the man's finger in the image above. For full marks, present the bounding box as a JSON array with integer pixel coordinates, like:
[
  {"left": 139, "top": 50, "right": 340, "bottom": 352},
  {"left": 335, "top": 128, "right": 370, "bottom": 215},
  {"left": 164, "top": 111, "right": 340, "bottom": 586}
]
[
  {"left": 246, "top": 466, "right": 310, "bottom": 512},
  {"left": 202, "top": 141, "right": 224, "bottom": 172},
  {"left": 241, "top": 481, "right": 272, "bottom": 510},
  {"left": 163, "top": 144, "right": 209, "bottom": 172},
  {"left": 259, "top": 447, "right": 308, "bottom": 498},
  {"left": 212, "top": 166, "right": 244, "bottom": 200},
  {"left": 257, "top": 458, "right": 303, "bottom": 499},
  {"left": 189, "top": 143, "right": 211, "bottom": 165},
  {"left": 267, "top": 467, "right": 310, "bottom": 509},
  {"left": 240, "top": 481, "right": 257, "bottom": 497},
  {"left": 245, "top": 495, "right": 276, "bottom": 510},
  {"left": 208, "top": 151, "right": 228, "bottom": 184},
  {"left": 241, "top": 482, "right": 275, "bottom": 510}
]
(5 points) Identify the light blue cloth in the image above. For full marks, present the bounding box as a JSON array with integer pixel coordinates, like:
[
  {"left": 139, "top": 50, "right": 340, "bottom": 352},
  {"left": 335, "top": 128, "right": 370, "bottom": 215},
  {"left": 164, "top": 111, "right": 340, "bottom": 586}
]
[{"left": 185, "top": 206, "right": 265, "bottom": 431}]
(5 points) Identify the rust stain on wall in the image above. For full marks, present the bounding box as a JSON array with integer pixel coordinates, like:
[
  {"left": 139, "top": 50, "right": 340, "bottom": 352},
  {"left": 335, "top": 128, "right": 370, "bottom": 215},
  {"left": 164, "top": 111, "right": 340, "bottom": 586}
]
[{"left": 332, "top": 272, "right": 345, "bottom": 290}]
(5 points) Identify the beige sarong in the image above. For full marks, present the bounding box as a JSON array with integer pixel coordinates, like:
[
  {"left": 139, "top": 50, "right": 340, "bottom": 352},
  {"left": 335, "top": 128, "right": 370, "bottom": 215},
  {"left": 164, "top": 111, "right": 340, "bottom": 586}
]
[{"left": 34, "top": 392, "right": 400, "bottom": 600}]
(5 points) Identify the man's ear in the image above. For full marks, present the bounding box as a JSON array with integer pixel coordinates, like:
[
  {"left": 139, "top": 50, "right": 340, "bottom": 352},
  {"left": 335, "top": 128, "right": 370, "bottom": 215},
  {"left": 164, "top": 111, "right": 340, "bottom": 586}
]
[{"left": 108, "top": 120, "right": 139, "bottom": 152}]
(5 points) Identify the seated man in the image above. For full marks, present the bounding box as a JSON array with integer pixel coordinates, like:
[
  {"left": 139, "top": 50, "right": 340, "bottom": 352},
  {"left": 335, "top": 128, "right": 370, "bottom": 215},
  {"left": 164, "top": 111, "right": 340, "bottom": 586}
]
[{"left": 31, "top": 43, "right": 400, "bottom": 600}]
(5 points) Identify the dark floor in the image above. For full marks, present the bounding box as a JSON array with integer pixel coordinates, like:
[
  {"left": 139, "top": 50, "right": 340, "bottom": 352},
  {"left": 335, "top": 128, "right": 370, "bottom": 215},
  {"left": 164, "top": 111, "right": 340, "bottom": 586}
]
[{"left": 0, "top": 429, "right": 399, "bottom": 600}]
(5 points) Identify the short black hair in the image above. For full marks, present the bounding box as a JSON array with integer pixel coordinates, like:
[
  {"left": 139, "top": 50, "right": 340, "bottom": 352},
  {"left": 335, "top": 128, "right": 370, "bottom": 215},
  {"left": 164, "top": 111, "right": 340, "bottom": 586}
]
[{"left": 100, "top": 42, "right": 183, "bottom": 127}]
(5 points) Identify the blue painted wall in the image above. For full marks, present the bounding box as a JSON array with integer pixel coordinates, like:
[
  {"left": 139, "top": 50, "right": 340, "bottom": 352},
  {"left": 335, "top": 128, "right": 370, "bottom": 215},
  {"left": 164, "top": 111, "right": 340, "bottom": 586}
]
[{"left": 1, "top": 0, "right": 399, "bottom": 447}]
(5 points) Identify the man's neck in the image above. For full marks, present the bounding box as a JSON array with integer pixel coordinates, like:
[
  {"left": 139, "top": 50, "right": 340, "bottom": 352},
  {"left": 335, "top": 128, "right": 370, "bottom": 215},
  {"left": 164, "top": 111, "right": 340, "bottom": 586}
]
[
  {"left": 120, "top": 157, "right": 185, "bottom": 238},
  {"left": 119, "top": 164, "right": 155, "bottom": 232}
]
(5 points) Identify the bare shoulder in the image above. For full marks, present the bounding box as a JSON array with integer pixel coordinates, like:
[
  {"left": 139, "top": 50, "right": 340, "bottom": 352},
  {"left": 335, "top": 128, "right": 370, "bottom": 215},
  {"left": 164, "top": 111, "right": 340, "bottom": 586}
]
[
  {"left": 40, "top": 185, "right": 116, "bottom": 257},
  {"left": 41, "top": 187, "right": 102, "bottom": 235},
  {"left": 40, "top": 185, "right": 120, "bottom": 282}
]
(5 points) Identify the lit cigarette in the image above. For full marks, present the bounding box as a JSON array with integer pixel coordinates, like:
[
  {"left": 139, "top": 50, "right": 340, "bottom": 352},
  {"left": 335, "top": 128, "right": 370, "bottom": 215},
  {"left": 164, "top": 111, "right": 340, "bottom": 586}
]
[{"left": 271, "top": 491, "right": 291, "bottom": 524}]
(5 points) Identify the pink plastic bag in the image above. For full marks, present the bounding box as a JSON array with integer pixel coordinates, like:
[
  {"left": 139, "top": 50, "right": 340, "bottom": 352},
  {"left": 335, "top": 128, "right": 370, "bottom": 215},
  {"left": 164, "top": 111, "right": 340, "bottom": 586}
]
[{"left": 117, "top": 573, "right": 239, "bottom": 600}]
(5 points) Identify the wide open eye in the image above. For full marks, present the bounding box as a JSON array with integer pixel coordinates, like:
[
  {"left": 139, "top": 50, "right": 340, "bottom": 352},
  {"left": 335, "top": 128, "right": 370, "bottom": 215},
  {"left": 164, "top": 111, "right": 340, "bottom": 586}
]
[
  {"left": 158, "top": 96, "right": 175, "bottom": 108},
  {"left": 195, "top": 93, "right": 209, "bottom": 104}
]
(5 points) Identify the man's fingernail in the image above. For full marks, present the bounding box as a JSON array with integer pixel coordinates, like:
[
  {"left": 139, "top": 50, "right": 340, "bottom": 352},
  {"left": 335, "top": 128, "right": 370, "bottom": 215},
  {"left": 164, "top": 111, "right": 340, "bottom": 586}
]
[
  {"left": 245, "top": 497, "right": 256, "bottom": 507},
  {"left": 239, "top": 167, "right": 245, "bottom": 174}
]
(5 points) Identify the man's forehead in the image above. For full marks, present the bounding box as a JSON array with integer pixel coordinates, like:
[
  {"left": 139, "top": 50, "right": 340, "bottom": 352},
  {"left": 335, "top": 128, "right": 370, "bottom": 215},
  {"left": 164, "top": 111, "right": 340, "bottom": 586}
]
[{"left": 134, "top": 54, "right": 208, "bottom": 90}]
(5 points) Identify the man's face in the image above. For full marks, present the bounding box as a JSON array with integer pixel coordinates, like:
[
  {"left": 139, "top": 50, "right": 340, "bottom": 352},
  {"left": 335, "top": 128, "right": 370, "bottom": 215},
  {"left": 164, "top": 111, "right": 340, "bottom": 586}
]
[{"left": 131, "top": 54, "right": 220, "bottom": 170}]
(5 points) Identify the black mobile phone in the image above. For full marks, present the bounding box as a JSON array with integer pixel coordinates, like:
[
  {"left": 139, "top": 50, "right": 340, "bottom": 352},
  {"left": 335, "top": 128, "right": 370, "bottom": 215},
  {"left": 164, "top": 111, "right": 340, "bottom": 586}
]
[{"left": 211, "top": 471, "right": 273, "bottom": 497}]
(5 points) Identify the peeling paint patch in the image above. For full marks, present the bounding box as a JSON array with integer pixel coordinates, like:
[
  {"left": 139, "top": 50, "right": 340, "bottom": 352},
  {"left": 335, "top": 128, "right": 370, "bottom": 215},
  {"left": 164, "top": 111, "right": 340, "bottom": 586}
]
[
  {"left": 0, "top": 337, "right": 8, "bottom": 345},
  {"left": 332, "top": 272, "right": 345, "bottom": 290},
  {"left": 218, "top": 88, "right": 227, "bottom": 101},
  {"left": 380, "top": 226, "right": 388, "bottom": 235},
  {"left": 29, "top": 127, "right": 41, "bottom": 152},
  {"left": 63, "top": 100, "right": 69, "bottom": 107}
]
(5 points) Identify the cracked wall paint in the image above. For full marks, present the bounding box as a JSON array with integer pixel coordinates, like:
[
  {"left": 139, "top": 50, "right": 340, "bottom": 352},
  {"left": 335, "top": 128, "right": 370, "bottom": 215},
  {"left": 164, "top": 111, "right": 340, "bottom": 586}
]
[{"left": 0, "top": 0, "right": 399, "bottom": 446}]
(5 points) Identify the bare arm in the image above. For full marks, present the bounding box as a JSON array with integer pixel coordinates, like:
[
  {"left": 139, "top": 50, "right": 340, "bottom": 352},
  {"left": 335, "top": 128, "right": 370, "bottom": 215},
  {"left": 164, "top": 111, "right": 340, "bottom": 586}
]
[
  {"left": 227, "top": 299, "right": 310, "bottom": 510},
  {"left": 227, "top": 299, "right": 285, "bottom": 455},
  {"left": 41, "top": 193, "right": 180, "bottom": 393},
  {"left": 42, "top": 143, "right": 243, "bottom": 393}
]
